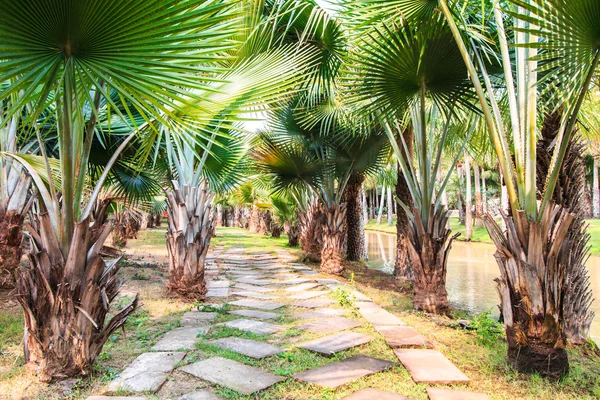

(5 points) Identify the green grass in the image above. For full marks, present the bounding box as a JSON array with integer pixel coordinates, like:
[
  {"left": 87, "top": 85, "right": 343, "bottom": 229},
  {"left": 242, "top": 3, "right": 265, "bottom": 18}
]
[{"left": 366, "top": 217, "right": 600, "bottom": 254}]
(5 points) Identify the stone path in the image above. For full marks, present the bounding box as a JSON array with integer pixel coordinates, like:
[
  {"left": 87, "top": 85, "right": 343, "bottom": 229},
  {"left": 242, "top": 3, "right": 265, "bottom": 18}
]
[{"left": 91, "top": 245, "right": 490, "bottom": 400}]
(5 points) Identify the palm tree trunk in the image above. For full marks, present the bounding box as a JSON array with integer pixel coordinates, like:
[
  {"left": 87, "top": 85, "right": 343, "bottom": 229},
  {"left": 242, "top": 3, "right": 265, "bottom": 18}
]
[
  {"left": 112, "top": 217, "right": 127, "bottom": 248},
  {"left": 594, "top": 157, "right": 599, "bottom": 218},
  {"left": 234, "top": 206, "right": 243, "bottom": 228},
  {"left": 386, "top": 186, "right": 393, "bottom": 226},
  {"left": 376, "top": 186, "right": 385, "bottom": 224},
  {"left": 271, "top": 224, "right": 282, "bottom": 238},
  {"left": 165, "top": 181, "right": 215, "bottom": 300},
  {"left": 473, "top": 163, "right": 483, "bottom": 228},
  {"left": 485, "top": 210, "right": 570, "bottom": 378},
  {"left": 299, "top": 200, "right": 323, "bottom": 262},
  {"left": 320, "top": 203, "right": 347, "bottom": 275},
  {"left": 153, "top": 212, "right": 162, "bottom": 227},
  {"left": 284, "top": 221, "right": 299, "bottom": 247},
  {"left": 369, "top": 190, "right": 375, "bottom": 220},
  {"left": 248, "top": 205, "right": 260, "bottom": 233},
  {"left": 395, "top": 127, "right": 414, "bottom": 281},
  {"left": 17, "top": 206, "right": 138, "bottom": 381},
  {"left": 361, "top": 186, "right": 369, "bottom": 226},
  {"left": 464, "top": 155, "right": 473, "bottom": 240},
  {"left": 342, "top": 173, "right": 366, "bottom": 261},
  {"left": 407, "top": 206, "right": 456, "bottom": 314}
]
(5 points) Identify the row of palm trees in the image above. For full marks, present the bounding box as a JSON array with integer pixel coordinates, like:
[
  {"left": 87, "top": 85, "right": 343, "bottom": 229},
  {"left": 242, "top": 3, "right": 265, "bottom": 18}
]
[{"left": 0, "top": 0, "right": 598, "bottom": 383}]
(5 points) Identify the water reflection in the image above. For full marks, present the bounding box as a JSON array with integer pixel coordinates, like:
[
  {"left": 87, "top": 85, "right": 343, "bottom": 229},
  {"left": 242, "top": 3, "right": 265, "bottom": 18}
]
[{"left": 365, "top": 230, "right": 600, "bottom": 342}]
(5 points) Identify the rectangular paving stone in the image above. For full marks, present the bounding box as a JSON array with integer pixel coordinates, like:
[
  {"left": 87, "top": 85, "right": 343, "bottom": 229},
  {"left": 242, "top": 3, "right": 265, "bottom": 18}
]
[
  {"left": 342, "top": 388, "right": 411, "bottom": 400},
  {"left": 206, "top": 280, "right": 230, "bottom": 288},
  {"left": 298, "top": 331, "right": 372, "bottom": 355},
  {"left": 295, "top": 308, "right": 346, "bottom": 319},
  {"left": 289, "top": 290, "right": 329, "bottom": 300},
  {"left": 235, "top": 278, "right": 275, "bottom": 286},
  {"left": 233, "top": 284, "right": 277, "bottom": 292},
  {"left": 151, "top": 327, "right": 208, "bottom": 351},
  {"left": 280, "top": 278, "right": 312, "bottom": 285},
  {"left": 108, "top": 352, "right": 186, "bottom": 393},
  {"left": 296, "top": 316, "right": 361, "bottom": 335},
  {"left": 285, "top": 283, "right": 321, "bottom": 292},
  {"left": 181, "top": 311, "right": 217, "bottom": 327},
  {"left": 292, "top": 298, "right": 335, "bottom": 308},
  {"left": 356, "top": 302, "right": 405, "bottom": 326},
  {"left": 229, "top": 309, "right": 281, "bottom": 320},
  {"left": 180, "top": 356, "right": 284, "bottom": 394},
  {"left": 293, "top": 355, "right": 395, "bottom": 388},
  {"left": 218, "top": 318, "right": 283, "bottom": 335},
  {"left": 232, "top": 291, "right": 279, "bottom": 300},
  {"left": 178, "top": 390, "right": 223, "bottom": 400},
  {"left": 299, "top": 270, "right": 319, "bottom": 276},
  {"left": 375, "top": 326, "right": 432, "bottom": 348},
  {"left": 229, "top": 299, "right": 284, "bottom": 310},
  {"left": 209, "top": 337, "right": 283, "bottom": 359},
  {"left": 427, "top": 388, "right": 491, "bottom": 400},
  {"left": 206, "top": 288, "right": 229, "bottom": 297},
  {"left": 394, "top": 349, "right": 470, "bottom": 384}
]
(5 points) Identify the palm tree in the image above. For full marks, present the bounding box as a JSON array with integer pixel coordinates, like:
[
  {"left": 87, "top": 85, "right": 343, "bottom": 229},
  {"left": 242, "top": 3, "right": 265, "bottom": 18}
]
[
  {"left": 343, "top": 9, "right": 475, "bottom": 314},
  {"left": 0, "top": 0, "right": 264, "bottom": 380},
  {"left": 439, "top": 0, "right": 600, "bottom": 376},
  {"left": 270, "top": 193, "right": 300, "bottom": 246}
]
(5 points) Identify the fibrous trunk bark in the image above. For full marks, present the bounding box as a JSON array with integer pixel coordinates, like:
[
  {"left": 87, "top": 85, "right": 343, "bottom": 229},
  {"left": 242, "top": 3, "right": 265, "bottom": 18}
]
[
  {"left": 165, "top": 181, "right": 215, "bottom": 300},
  {"left": 0, "top": 173, "right": 31, "bottom": 288},
  {"left": 284, "top": 221, "right": 299, "bottom": 247},
  {"left": 299, "top": 200, "right": 323, "bottom": 262},
  {"left": 111, "top": 219, "right": 127, "bottom": 248},
  {"left": 485, "top": 207, "right": 571, "bottom": 379},
  {"left": 406, "top": 206, "right": 456, "bottom": 314},
  {"left": 342, "top": 173, "right": 365, "bottom": 261},
  {"left": 271, "top": 224, "right": 282, "bottom": 238},
  {"left": 153, "top": 212, "right": 162, "bottom": 227},
  {"left": 0, "top": 211, "right": 25, "bottom": 288},
  {"left": 537, "top": 114, "right": 594, "bottom": 345},
  {"left": 395, "top": 127, "right": 414, "bottom": 281},
  {"left": 17, "top": 206, "right": 137, "bottom": 381},
  {"left": 320, "top": 203, "right": 347, "bottom": 275},
  {"left": 248, "top": 206, "right": 260, "bottom": 233}
]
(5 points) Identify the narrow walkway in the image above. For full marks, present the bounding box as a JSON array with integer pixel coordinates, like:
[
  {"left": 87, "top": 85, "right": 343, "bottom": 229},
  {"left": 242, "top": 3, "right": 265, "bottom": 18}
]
[{"left": 90, "top": 246, "right": 491, "bottom": 400}]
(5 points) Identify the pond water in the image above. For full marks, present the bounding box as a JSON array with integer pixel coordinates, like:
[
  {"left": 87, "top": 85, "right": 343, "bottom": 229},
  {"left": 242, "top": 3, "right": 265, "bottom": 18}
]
[{"left": 365, "top": 230, "right": 600, "bottom": 342}]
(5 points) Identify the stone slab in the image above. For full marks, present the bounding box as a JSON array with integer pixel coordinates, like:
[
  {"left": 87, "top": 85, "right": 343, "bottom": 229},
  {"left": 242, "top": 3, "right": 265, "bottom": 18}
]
[
  {"left": 394, "top": 349, "right": 470, "bottom": 384},
  {"left": 296, "top": 316, "right": 361, "bottom": 335},
  {"left": 356, "top": 302, "right": 405, "bottom": 326},
  {"left": 206, "top": 280, "right": 230, "bottom": 288},
  {"left": 178, "top": 390, "right": 223, "bottom": 400},
  {"left": 295, "top": 308, "right": 346, "bottom": 319},
  {"left": 233, "top": 284, "right": 277, "bottom": 292},
  {"left": 181, "top": 311, "right": 217, "bottom": 327},
  {"left": 232, "top": 291, "right": 279, "bottom": 300},
  {"left": 288, "top": 290, "right": 329, "bottom": 300},
  {"left": 234, "top": 278, "right": 275, "bottom": 286},
  {"left": 218, "top": 319, "right": 283, "bottom": 335},
  {"left": 206, "top": 288, "right": 229, "bottom": 297},
  {"left": 293, "top": 355, "right": 395, "bottom": 388},
  {"left": 229, "top": 309, "right": 281, "bottom": 320},
  {"left": 298, "top": 331, "right": 372, "bottom": 355},
  {"left": 108, "top": 352, "right": 186, "bottom": 393},
  {"left": 280, "top": 278, "right": 312, "bottom": 285},
  {"left": 375, "top": 326, "right": 432, "bottom": 348},
  {"left": 427, "top": 388, "right": 491, "bottom": 400},
  {"left": 229, "top": 299, "right": 284, "bottom": 310},
  {"left": 292, "top": 298, "right": 335, "bottom": 308},
  {"left": 299, "top": 270, "right": 319, "bottom": 276},
  {"left": 151, "top": 327, "right": 208, "bottom": 351},
  {"left": 285, "top": 283, "right": 321, "bottom": 292},
  {"left": 342, "top": 388, "right": 411, "bottom": 400},
  {"left": 209, "top": 337, "right": 283, "bottom": 359},
  {"left": 180, "top": 356, "right": 284, "bottom": 394}
]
